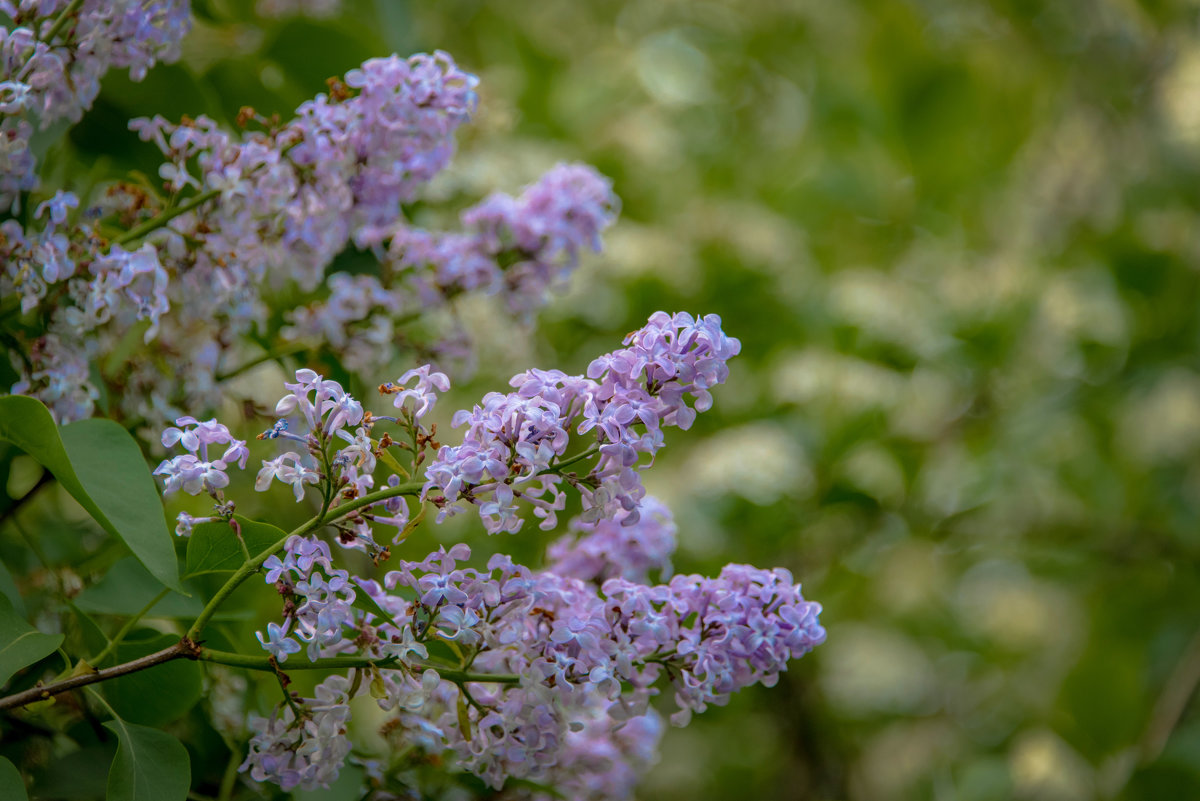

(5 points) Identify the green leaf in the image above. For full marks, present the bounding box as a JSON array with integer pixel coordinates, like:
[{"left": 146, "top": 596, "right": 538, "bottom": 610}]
[
  {"left": 31, "top": 742, "right": 116, "bottom": 801},
  {"left": 69, "top": 602, "right": 111, "bottom": 656},
  {"left": 103, "top": 717, "right": 190, "bottom": 801},
  {"left": 0, "top": 557, "right": 25, "bottom": 616},
  {"left": 376, "top": 447, "right": 410, "bottom": 479},
  {"left": 351, "top": 589, "right": 400, "bottom": 629},
  {"left": 75, "top": 558, "right": 200, "bottom": 618},
  {"left": 0, "top": 592, "right": 64, "bottom": 688},
  {"left": 0, "top": 396, "right": 183, "bottom": 594},
  {"left": 185, "top": 516, "right": 286, "bottom": 577},
  {"left": 0, "top": 756, "right": 28, "bottom": 801},
  {"left": 74, "top": 559, "right": 251, "bottom": 622},
  {"left": 60, "top": 418, "right": 183, "bottom": 594},
  {"left": 104, "top": 634, "right": 201, "bottom": 727}
]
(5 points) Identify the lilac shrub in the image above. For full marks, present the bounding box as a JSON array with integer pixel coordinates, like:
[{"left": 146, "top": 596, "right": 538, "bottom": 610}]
[
  {"left": 4, "top": 41, "right": 616, "bottom": 426},
  {"left": 0, "top": 5, "right": 826, "bottom": 800},
  {"left": 156, "top": 312, "right": 824, "bottom": 795}
]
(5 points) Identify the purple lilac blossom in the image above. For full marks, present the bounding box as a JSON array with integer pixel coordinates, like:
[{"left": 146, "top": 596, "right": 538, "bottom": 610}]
[
  {"left": 153, "top": 415, "right": 248, "bottom": 496},
  {"left": 0, "top": 1, "right": 191, "bottom": 209},
  {"left": 246, "top": 540, "right": 823, "bottom": 795},
  {"left": 423, "top": 311, "right": 739, "bottom": 532},
  {"left": 547, "top": 495, "right": 676, "bottom": 584}
]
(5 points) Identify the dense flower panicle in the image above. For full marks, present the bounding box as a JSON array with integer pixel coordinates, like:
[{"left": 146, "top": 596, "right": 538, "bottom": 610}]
[
  {"left": 0, "top": 1, "right": 191, "bottom": 208},
  {"left": 424, "top": 311, "right": 739, "bottom": 532},
  {"left": 1, "top": 190, "right": 77, "bottom": 313},
  {"left": 547, "top": 496, "right": 676, "bottom": 584},
  {"left": 387, "top": 162, "right": 619, "bottom": 316},
  {"left": 8, "top": 44, "right": 620, "bottom": 426},
  {"left": 247, "top": 539, "right": 823, "bottom": 795},
  {"left": 241, "top": 673, "right": 355, "bottom": 791}
]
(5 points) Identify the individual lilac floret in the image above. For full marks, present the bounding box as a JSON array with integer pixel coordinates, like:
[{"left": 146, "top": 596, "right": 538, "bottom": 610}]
[
  {"left": 255, "top": 453, "right": 320, "bottom": 502},
  {"left": 256, "top": 621, "right": 302, "bottom": 663},
  {"left": 154, "top": 416, "right": 248, "bottom": 496},
  {"left": 547, "top": 496, "right": 677, "bottom": 584},
  {"left": 381, "top": 364, "right": 450, "bottom": 420}
]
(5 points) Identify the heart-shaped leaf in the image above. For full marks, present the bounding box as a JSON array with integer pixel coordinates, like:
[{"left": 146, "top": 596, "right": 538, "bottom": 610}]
[
  {"left": 185, "top": 516, "right": 286, "bottom": 576},
  {"left": 103, "top": 717, "right": 190, "bottom": 801}
]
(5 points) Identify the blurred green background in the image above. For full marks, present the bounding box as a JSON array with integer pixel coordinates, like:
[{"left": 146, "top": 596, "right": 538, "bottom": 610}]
[{"left": 11, "top": 0, "right": 1200, "bottom": 799}]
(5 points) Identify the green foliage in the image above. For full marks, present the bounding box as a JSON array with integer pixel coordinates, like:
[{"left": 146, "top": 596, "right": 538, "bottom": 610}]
[
  {"left": 0, "top": 756, "right": 28, "bottom": 801},
  {"left": 185, "top": 516, "right": 286, "bottom": 577},
  {"left": 0, "top": 592, "right": 63, "bottom": 688},
  {"left": 103, "top": 633, "right": 202, "bottom": 726},
  {"left": 0, "top": 396, "right": 182, "bottom": 593},
  {"left": 74, "top": 558, "right": 200, "bottom": 618},
  {"left": 102, "top": 717, "right": 190, "bottom": 801}
]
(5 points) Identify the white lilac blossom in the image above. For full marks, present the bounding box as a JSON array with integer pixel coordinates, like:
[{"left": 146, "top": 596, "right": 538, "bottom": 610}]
[
  {"left": 423, "top": 311, "right": 741, "bottom": 532},
  {"left": 0, "top": 1, "right": 191, "bottom": 209},
  {"left": 381, "top": 363, "right": 450, "bottom": 420}
]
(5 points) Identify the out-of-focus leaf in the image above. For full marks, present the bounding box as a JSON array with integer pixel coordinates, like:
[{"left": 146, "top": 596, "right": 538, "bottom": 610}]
[
  {"left": 0, "top": 396, "right": 183, "bottom": 593},
  {"left": 74, "top": 558, "right": 199, "bottom": 618},
  {"left": 31, "top": 742, "right": 116, "bottom": 801},
  {"left": 0, "top": 756, "right": 28, "bottom": 801},
  {"left": 185, "top": 516, "right": 286, "bottom": 577},
  {"left": 293, "top": 765, "right": 365, "bottom": 801},
  {"left": 0, "top": 557, "right": 25, "bottom": 616},
  {"left": 104, "top": 633, "right": 202, "bottom": 726},
  {"left": 0, "top": 592, "right": 64, "bottom": 688},
  {"left": 103, "top": 716, "right": 190, "bottom": 801}
]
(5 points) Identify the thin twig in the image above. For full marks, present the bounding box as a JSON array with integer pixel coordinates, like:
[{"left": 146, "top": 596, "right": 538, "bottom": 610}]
[{"left": 0, "top": 641, "right": 189, "bottom": 711}]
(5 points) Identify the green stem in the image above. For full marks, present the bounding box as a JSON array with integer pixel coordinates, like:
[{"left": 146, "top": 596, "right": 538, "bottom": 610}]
[
  {"left": 90, "top": 588, "right": 170, "bottom": 666},
  {"left": 197, "top": 648, "right": 520, "bottom": 685},
  {"left": 215, "top": 343, "right": 308, "bottom": 382},
  {"left": 217, "top": 744, "right": 241, "bottom": 801},
  {"left": 547, "top": 445, "right": 600, "bottom": 474},
  {"left": 186, "top": 481, "right": 423, "bottom": 642},
  {"left": 41, "top": 0, "right": 83, "bottom": 43},
  {"left": 112, "top": 188, "right": 220, "bottom": 247},
  {"left": 324, "top": 479, "right": 426, "bottom": 521},
  {"left": 186, "top": 515, "right": 323, "bottom": 641}
]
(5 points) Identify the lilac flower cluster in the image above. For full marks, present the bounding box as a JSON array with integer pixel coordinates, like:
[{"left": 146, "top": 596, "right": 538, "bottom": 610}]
[
  {"left": 0, "top": 0, "right": 190, "bottom": 209},
  {"left": 280, "top": 162, "right": 618, "bottom": 378},
  {"left": 547, "top": 495, "right": 677, "bottom": 584},
  {"left": 9, "top": 43, "right": 617, "bottom": 430},
  {"left": 258, "top": 536, "right": 357, "bottom": 662},
  {"left": 424, "top": 311, "right": 741, "bottom": 532},
  {"left": 242, "top": 537, "right": 825, "bottom": 796},
  {"left": 242, "top": 673, "right": 355, "bottom": 791},
  {"left": 384, "top": 162, "right": 619, "bottom": 315},
  {"left": 154, "top": 416, "right": 248, "bottom": 496}
]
